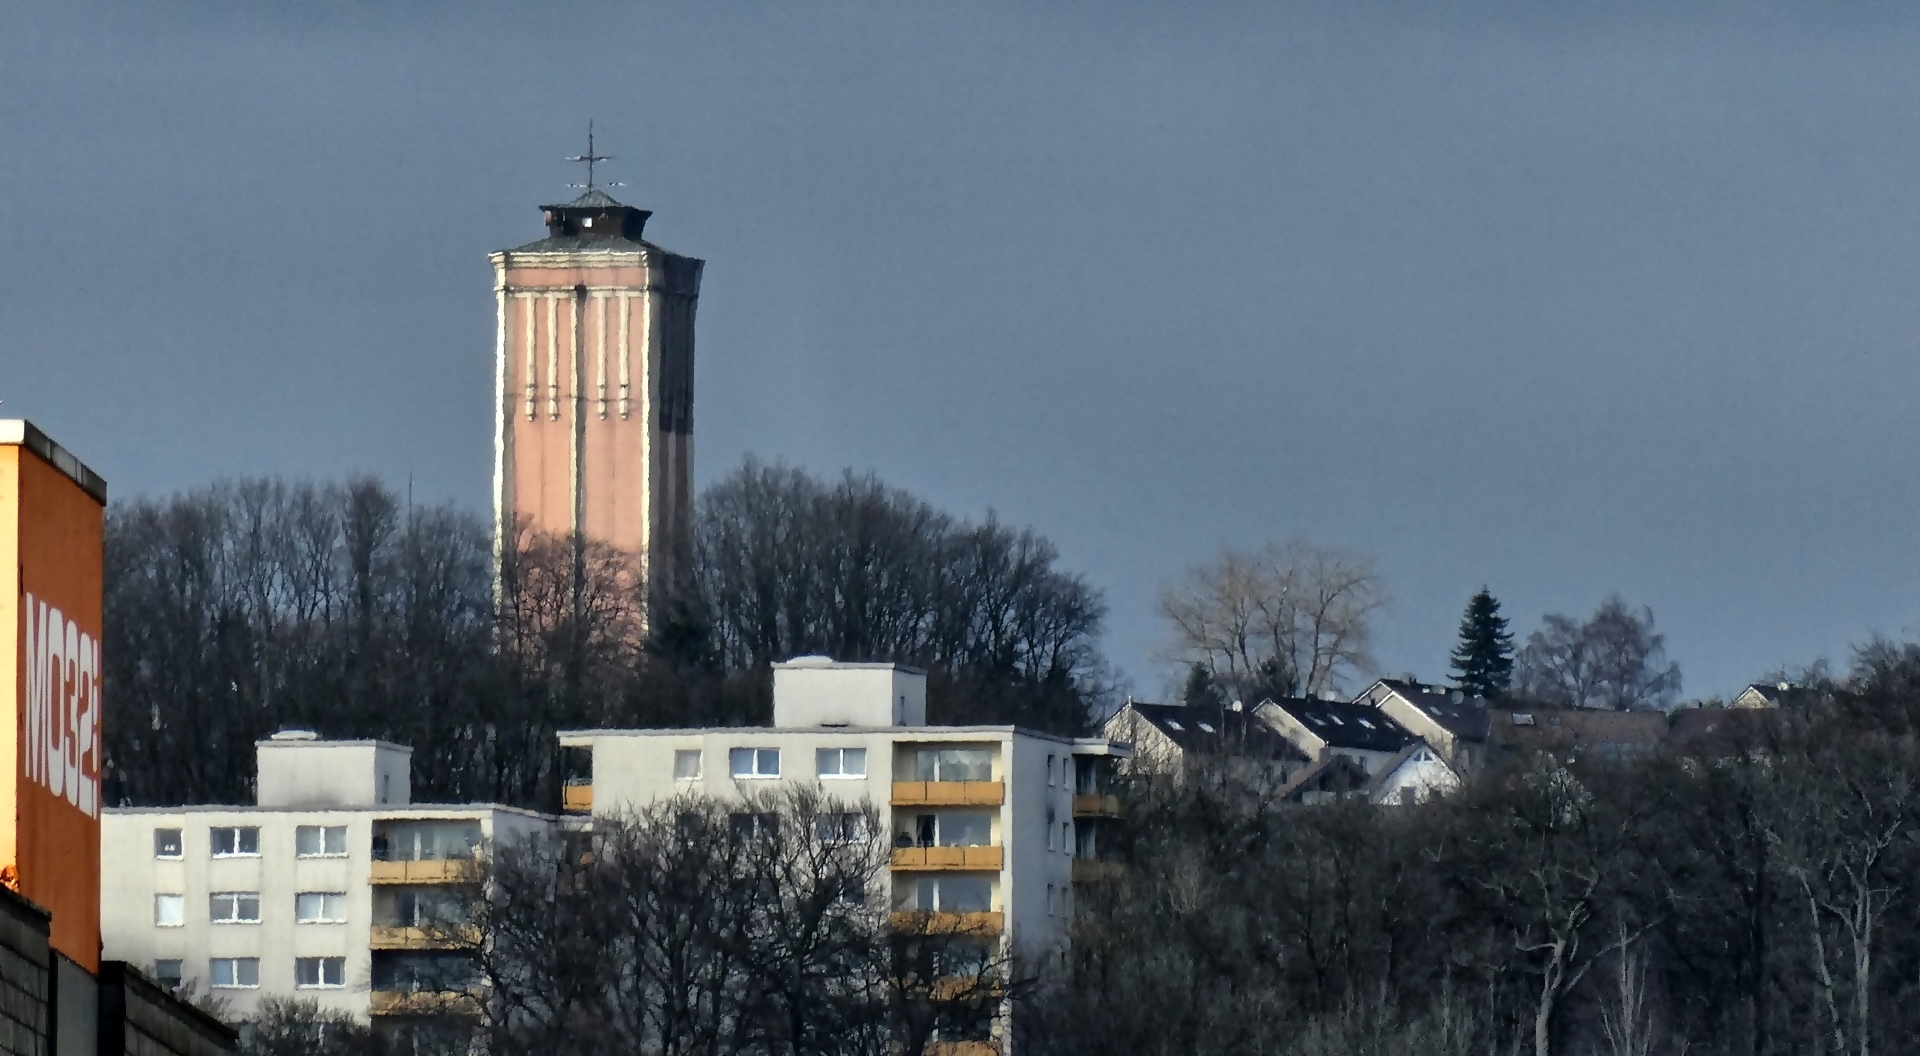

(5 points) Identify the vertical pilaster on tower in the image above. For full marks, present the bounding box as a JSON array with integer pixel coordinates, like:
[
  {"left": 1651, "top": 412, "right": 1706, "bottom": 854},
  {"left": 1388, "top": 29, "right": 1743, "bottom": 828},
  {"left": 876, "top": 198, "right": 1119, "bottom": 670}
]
[{"left": 490, "top": 186, "right": 704, "bottom": 623}]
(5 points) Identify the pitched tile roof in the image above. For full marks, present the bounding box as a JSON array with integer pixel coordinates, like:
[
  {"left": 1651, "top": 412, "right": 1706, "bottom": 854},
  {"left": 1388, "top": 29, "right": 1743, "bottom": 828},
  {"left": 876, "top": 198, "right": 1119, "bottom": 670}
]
[{"left": 1113, "top": 702, "right": 1309, "bottom": 763}]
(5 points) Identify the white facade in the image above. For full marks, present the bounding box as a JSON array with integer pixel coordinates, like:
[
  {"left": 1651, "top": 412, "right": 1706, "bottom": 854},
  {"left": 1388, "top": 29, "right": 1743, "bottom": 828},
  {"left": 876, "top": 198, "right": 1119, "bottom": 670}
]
[
  {"left": 101, "top": 738, "right": 557, "bottom": 1022},
  {"left": 562, "top": 661, "right": 1126, "bottom": 963}
]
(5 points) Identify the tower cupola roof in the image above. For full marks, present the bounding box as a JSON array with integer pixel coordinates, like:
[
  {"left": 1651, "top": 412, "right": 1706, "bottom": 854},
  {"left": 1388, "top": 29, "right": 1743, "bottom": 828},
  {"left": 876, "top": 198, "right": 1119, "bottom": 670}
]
[{"left": 538, "top": 187, "right": 652, "bottom": 243}]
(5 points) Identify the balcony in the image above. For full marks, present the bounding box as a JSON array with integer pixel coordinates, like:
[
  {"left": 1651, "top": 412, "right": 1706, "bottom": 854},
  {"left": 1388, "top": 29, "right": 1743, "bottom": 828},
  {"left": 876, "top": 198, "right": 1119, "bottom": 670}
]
[
  {"left": 892, "top": 782, "right": 1005, "bottom": 807},
  {"left": 927, "top": 1043, "right": 1000, "bottom": 1056},
  {"left": 891, "top": 846, "right": 1004, "bottom": 871},
  {"left": 890, "top": 911, "right": 1005, "bottom": 936},
  {"left": 369, "top": 990, "right": 480, "bottom": 1017},
  {"left": 562, "top": 781, "right": 593, "bottom": 813},
  {"left": 369, "top": 925, "right": 481, "bottom": 950},
  {"left": 1071, "top": 793, "right": 1121, "bottom": 818},
  {"left": 1071, "top": 859, "right": 1123, "bottom": 884},
  {"left": 370, "top": 860, "right": 480, "bottom": 885}
]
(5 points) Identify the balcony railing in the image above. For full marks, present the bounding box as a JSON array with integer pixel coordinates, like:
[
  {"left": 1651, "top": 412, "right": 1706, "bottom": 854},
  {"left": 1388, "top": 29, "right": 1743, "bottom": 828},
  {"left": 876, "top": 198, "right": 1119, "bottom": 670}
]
[
  {"left": 926, "top": 1042, "right": 1000, "bottom": 1056},
  {"left": 1071, "top": 859, "right": 1123, "bottom": 884},
  {"left": 562, "top": 781, "right": 593, "bottom": 813},
  {"left": 891, "top": 782, "right": 1005, "bottom": 807},
  {"left": 369, "top": 925, "right": 481, "bottom": 950},
  {"left": 369, "top": 859, "right": 480, "bottom": 884},
  {"left": 369, "top": 990, "right": 481, "bottom": 1016},
  {"left": 889, "top": 911, "right": 1005, "bottom": 936},
  {"left": 1071, "top": 793, "right": 1122, "bottom": 819},
  {"left": 891, "top": 846, "right": 1003, "bottom": 871}
]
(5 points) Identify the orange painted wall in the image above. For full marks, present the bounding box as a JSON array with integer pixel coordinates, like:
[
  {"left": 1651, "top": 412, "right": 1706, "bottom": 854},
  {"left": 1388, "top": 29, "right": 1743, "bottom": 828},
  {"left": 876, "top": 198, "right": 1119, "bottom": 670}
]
[{"left": 0, "top": 442, "right": 104, "bottom": 971}]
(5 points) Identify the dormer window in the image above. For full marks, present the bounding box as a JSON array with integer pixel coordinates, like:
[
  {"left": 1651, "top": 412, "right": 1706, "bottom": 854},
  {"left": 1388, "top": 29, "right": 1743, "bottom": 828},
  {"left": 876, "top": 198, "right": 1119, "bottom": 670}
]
[
  {"left": 1164, "top": 719, "right": 1183, "bottom": 731},
  {"left": 1196, "top": 721, "right": 1215, "bottom": 733}
]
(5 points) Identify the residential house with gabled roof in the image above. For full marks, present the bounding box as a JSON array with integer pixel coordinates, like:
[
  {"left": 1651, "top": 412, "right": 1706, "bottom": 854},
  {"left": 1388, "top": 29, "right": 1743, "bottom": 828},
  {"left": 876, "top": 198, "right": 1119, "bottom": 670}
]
[
  {"left": 1731, "top": 682, "right": 1818, "bottom": 709},
  {"left": 1355, "top": 679, "right": 1492, "bottom": 770},
  {"left": 1364, "top": 743, "right": 1461, "bottom": 805},
  {"left": 1276, "top": 753, "right": 1372, "bottom": 805},
  {"left": 1251, "top": 697, "right": 1417, "bottom": 777},
  {"left": 1103, "top": 701, "right": 1310, "bottom": 788}
]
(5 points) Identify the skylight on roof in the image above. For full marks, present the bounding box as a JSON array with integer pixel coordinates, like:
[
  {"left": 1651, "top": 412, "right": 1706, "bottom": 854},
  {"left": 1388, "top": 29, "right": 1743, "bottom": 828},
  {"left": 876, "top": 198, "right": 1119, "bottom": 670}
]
[
  {"left": 1197, "top": 721, "right": 1215, "bottom": 733},
  {"left": 1328, "top": 715, "right": 1344, "bottom": 725},
  {"left": 1358, "top": 718, "right": 1375, "bottom": 729},
  {"left": 1165, "top": 719, "right": 1183, "bottom": 731}
]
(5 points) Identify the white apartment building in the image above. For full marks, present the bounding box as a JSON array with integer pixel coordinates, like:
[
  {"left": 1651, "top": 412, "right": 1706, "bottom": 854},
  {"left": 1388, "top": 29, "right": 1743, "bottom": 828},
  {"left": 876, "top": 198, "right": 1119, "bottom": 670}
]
[
  {"left": 560, "top": 657, "right": 1129, "bottom": 970},
  {"left": 101, "top": 734, "right": 557, "bottom": 1021}
]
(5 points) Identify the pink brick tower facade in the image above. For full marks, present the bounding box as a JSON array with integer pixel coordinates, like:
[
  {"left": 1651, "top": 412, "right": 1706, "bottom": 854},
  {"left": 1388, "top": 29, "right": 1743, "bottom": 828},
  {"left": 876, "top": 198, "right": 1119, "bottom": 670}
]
[{"left": 491, "top": 189, "right": 704, "bottom": 612}]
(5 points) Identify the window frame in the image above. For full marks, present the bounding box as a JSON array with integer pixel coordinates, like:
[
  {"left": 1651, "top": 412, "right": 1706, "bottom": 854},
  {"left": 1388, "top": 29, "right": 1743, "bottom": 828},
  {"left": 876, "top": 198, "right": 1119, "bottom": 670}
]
[
  {"left": 209, "top": 826, "right": 260, "bottom": 858},
  {"left": 295, "top": 825, "right": 349, "bottom": 858},
  {"left": 153, "top": 894, "right": 185, "bottom": 928},
  {"left": 153, "top": 828, "right": 183, "bottom": 859},
  {"left": 153, "top": 960, "right": 183, "bottom": 989},
  {"left": 295, "top": 956, "right": 347, "bottom": 989},
  {"left": 209, "top": 891, "right": 262, "bottom": 925},
  {"left": 729, "top": 747, "right": 781, "bottom": 779},
  {"left": 209, "top": 957, "right": 260, "bottom": 989},
  {"left": 673, "top": 749, "right": 703, "bottom": 781},
  {"left": 295, "top": 891, "right": 349, "bottom": 925},
  {"left": 815, "top": 747, "right": 867, "bottom": 779}
]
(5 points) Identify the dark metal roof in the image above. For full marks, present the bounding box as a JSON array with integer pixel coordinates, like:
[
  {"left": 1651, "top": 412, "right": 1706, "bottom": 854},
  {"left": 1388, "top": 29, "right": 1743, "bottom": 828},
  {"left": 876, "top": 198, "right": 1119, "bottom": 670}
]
[
  {"left": 505, "top": 233, "right": 661, "bottom": 254},
  {"left": 1370, "top": 679, "right": 1491, "bottom": 741},
  {"left": 543, "top": 187, "right": 628, "bottom": 210},
  {"left": 1119, "top": 702, "right": 1309, "bottom": 763},
  {"left": 1260, "top": 697, "right": 1416, "bottom": 753}
]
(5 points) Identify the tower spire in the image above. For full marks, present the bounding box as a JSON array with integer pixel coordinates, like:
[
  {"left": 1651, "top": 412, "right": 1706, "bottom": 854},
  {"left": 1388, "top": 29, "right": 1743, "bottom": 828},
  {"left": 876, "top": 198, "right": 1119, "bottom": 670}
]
[{"left": 565, "top": 121, "right": 615, "bottom": 190}]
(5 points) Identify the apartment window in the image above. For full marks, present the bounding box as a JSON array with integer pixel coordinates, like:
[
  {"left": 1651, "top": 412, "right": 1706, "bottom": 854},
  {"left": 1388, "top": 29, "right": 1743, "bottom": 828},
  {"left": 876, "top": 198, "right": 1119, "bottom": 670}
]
[
  {"left": 729, "top": 812, "right": 779, "bottom": 841},
  {"left": 816, "top": 747, "right": 866, "bottom": 779},
  {"left": 814, "top": 812, "right": 868, "bottom": 844},
  {"left": 907, "top": 812, "right": 991, "bottom": 848},
  {"left": 154, "top": 894, "right": 184, "bottom": 928},
  {"left": 296, "top": 825, "right": 348, "bottom": 857},
  {"left": 906, "top": 876, "right": 991, "bottom": 912},
  {"left": 673, "top": 750, "right": 703, "bottom": 780},
  {"left": 209, "top": 827, "right": 259, "bottom": 857},
  {"left": 1047, "top": 883, "right": 1057, "bottom": 916},
  {"left": 1046, "top": 808, "right": 1057, "bottom": 851},
  {"left": 912, "top": 748, "right": 992, "bottom": 782},
  {"left": 295, "top": 957, "right": 346, "bottom": 989},
  {"left": 153, "top": 828, "right": 182, "bottom": 859},
  {"left": 209, "top": 958, "right": 259, "bottom": 989},
  {"left": 296, "top": 892, "right": 349, "bottom": 924},
  {"left": 1062, "top": 822, "right": 1072, "bottom": 854},
  {"left": 729, "top": 747, "right": 781, "bottom": 779},
  {"left": 153, "top": 960, "right": 183, "bottom": 989},
  {"left": 1047, "top": 754, "right": 1056, "bottom": 786},
  {"left": 209, "top": 892, "right": 261, "bottom": 924}
]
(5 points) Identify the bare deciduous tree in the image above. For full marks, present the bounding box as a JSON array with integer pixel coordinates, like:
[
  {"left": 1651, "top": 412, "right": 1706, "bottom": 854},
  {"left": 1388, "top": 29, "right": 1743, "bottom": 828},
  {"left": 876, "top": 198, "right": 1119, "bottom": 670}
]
[
  {"left": 1156, "top": 540, "right": 1385, "bottom": 701},
  {"left": 1513, "top": 596, "right": 1681, "bottom": 711}
]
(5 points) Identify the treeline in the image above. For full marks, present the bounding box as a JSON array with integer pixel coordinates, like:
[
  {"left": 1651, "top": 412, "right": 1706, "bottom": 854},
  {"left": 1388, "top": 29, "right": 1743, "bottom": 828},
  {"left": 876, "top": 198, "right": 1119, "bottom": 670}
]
[
  {"left": 1031, "top": 644, "right": 1920, "bottom": 1056},
  {"left": 103, "top": 459, "right": 1106, "bottom": 809}
]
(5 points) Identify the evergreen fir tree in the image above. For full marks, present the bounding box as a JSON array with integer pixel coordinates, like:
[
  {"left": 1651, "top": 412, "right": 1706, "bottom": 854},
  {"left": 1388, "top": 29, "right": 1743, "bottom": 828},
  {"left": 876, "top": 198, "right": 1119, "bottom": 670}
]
[
  {"left": 1449, "top": 587, "right": 1515, "bottom": 700},
  {"left": 1181, "top": 663, "right": 1225, "bottom": 708}
]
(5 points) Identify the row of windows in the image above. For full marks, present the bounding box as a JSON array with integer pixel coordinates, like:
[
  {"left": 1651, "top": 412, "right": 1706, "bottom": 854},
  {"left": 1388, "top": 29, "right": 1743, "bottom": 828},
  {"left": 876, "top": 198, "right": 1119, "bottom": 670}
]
[
  {"left": 673, "top": 747, "right": 998, "bottom": 782},
  {"left": 156, "top": 957, "right": 345, "bottom": 990},
  {"left": 155, "top": 892, "right": 348, "bottom": 927},
  {"left": 154, "top": 825, "right": 347, "bottom": 860}
]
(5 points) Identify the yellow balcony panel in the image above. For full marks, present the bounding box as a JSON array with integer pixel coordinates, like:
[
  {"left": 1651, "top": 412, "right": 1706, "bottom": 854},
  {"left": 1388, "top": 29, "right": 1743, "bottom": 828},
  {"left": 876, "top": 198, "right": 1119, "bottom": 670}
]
[
  {"left": 1071, "top": 859, "right": 1124, "bottom": 884},
  {"left": 890, "top": 911, "right": 1004, "bottom": 936},
  {"left": 1071, "top": 793, "right": 1122, "bottom": 819},
  {"left": 891, "top": 781, "right": 1005, "bottom": 807},
  {"left": 369, "top": 924, "right": 480, "bottom": 950},
  {"left": 369, "top": 990, "right": 480, "bottom": 1017},
  {"left": 369, "top": 859, "right": 480, "bottom": 885},
  {"left": 891, "top": 846, "right": 1004, "bottom": 871},
  {"left": 927, "top": 1043, "right": 1000, "bottom": 1056},
  {"left": 562, "top": 783, "right": 593, "bottom": 813},
  {"left": 927, "top": 975, "right": 1006, "bottom": 1002}
]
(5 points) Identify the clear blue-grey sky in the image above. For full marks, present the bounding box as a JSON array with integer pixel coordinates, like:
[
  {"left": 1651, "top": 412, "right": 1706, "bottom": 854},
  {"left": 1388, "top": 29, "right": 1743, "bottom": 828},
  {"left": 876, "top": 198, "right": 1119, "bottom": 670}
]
[{"left": 4, "top": 0, "right": 1917, "bottom": 700}]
